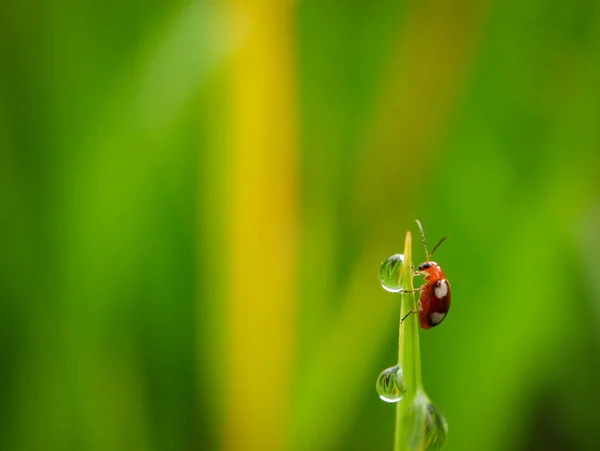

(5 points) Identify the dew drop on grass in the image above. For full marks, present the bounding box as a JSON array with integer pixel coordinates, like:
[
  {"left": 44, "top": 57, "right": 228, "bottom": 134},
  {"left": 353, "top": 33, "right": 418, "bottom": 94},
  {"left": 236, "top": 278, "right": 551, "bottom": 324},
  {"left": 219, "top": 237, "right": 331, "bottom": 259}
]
[
  {"left": 405, "top": 390, "right": 449, "bottom": 450},
  {"left": 422, "top": 402, "right": 448, "bottom": 450},
  {"left": 379, "top": 254, "right": 404, "bottom": 292},
  {"left": 376, "top": 365, "right": 407, "bottom": 402}
]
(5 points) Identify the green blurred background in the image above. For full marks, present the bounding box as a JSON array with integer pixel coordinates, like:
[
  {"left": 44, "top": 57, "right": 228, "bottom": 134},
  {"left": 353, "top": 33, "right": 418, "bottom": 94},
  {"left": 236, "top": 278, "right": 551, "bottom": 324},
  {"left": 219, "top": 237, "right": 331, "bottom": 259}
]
[{"left": 2, "top": 0, "right": 600, "bottom": 450}]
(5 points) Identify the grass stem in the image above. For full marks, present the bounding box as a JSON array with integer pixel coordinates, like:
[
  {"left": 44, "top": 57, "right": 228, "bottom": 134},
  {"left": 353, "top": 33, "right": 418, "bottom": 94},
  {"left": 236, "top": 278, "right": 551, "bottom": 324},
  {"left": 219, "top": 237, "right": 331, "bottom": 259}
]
[{"left": 394, "top": 231, "right": 423, "bottom": 451}]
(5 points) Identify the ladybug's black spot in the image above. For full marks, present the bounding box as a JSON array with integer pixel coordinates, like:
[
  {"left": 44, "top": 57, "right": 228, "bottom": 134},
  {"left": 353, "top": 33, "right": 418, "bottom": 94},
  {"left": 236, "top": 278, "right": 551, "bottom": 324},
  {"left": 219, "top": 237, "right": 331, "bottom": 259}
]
[{"left": 418, "top": 262, "right": 431, "bottom": 270}]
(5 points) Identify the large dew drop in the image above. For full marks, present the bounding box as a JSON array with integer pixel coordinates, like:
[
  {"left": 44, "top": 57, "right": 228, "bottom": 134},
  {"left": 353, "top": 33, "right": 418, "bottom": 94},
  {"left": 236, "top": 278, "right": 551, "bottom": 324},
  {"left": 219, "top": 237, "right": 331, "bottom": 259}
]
[
  {"left": 423, "top": 402, "right": 448, "bottom": 450},
  {"left": 405, "top": 390, "right": 448, "bottom": 450},
  {"left": 376, "top": 365, "right": 407, "bottom": 403},
  {"left": 379, "top": 254, "right": 404, "bottom": 292}
]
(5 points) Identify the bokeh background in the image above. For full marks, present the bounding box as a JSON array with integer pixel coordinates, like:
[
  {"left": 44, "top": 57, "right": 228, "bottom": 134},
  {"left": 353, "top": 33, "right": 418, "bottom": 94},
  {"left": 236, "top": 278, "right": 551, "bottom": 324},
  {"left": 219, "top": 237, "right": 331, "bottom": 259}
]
[{"left": 2, "top": 0, "right": 600, "bottom": 450}]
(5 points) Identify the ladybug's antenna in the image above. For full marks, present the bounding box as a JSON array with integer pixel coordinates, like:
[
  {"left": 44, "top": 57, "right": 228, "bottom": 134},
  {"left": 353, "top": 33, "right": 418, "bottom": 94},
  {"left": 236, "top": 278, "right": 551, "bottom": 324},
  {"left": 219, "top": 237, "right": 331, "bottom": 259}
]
[
  {"left": 430, "top": 236, "right": 448, "bottom": 259},
  {"left": 415, "top": 219, "right": 447, "bottom": 261},
  {"left": 415, "top": 219, "right": 429, "bottom": 260}
]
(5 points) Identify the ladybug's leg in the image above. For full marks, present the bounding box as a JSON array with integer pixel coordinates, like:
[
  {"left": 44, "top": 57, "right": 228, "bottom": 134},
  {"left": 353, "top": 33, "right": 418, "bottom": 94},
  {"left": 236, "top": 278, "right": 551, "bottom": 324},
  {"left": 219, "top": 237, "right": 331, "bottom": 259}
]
[
  {"left": 411, "top": 265, "right": 425, "bottom": 277},
  {"left": 400, "top": 310, "right": 419, "bottom": 324},
  {"left": 398, "top": 284, "right": 425, "bottom": 294}
]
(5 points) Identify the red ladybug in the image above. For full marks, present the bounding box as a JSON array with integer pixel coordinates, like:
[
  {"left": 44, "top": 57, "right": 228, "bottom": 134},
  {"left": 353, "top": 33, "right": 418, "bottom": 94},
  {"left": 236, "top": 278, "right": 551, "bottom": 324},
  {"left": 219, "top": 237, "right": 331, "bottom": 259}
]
[
  {"left": 403, "top": 220, "right": 451, "bottom": 329},
  {"left": 416, "top": 260, "right": 450, "bottom": 329}
]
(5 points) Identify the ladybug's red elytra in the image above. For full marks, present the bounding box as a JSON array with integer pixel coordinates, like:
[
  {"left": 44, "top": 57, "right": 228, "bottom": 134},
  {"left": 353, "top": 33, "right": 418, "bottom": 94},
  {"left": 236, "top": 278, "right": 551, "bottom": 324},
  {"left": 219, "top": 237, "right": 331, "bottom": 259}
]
[
  {"left": 402, "top": 220, "right": 451, "bottom": 329},
  {"left": 416, "top": 260, "right": 450, "bottom": 329}
]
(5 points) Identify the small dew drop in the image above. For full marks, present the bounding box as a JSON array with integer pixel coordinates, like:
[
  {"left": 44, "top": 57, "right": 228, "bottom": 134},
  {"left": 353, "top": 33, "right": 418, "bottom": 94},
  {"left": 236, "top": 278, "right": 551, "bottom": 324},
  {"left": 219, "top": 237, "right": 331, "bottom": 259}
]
[
  {"left": 379, "top": 254, "right": 404, "bottom": 292},
  {"left": 376, "top": 365, "right": 407, "bottom": 403}
]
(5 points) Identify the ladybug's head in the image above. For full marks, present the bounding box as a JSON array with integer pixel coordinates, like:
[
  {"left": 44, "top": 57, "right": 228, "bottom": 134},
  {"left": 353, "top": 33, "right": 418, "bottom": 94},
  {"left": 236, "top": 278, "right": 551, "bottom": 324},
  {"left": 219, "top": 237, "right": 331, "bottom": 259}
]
[
  {"left": 418, "top": 261, "right": 438, "bottom": 271},
  {"left": 417, "top": 261, "right": 445, "bottom": 281}
]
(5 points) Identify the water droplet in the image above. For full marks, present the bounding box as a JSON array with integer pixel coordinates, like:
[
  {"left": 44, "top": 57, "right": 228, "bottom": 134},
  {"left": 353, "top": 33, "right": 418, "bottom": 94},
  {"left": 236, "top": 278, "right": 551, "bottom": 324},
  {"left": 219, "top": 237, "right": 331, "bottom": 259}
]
[
  {"left": 404, "top": 390, "right": 448, "bottom": 450},
  {"left": 376, "top": 365, "right": 407, "bottom": 402},
  {"left": 423, "top": 402, "right": 448, "bottom": 450},
  {"left": 379, "top": 254, "right": 404, "bottom": 292}
]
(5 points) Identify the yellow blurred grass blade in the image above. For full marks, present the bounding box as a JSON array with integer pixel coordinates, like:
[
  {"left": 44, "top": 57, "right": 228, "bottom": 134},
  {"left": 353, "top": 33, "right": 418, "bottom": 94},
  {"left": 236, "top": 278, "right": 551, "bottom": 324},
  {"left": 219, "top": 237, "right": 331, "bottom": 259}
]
[
  {"left": 355, "top": 0, "right": 489, "bottom": 212},
  {"left": 225, "top": 1, "right": 299, "bottom": 450}
]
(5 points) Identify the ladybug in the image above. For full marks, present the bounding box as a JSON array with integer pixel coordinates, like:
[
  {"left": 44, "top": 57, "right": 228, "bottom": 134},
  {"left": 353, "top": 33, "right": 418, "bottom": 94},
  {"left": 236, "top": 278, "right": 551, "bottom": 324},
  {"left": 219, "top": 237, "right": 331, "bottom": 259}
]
[
  {"left": 402, "top": 220, "right": 451, "bottom": 329},
  {"left": 416, "top": 260, "right": 450, "bottom": 329}
]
